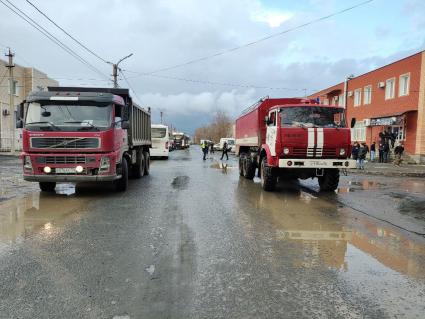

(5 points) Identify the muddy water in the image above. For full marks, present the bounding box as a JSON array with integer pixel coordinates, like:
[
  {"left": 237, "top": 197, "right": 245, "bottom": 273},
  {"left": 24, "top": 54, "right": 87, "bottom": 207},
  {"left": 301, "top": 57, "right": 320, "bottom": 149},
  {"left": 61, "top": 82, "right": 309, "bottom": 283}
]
[
  {"left": 0, "top": 184, "right": 91, "bottom": 250},
  {"left": 234, "top": 178, "right": 425, "bottom": 317}
]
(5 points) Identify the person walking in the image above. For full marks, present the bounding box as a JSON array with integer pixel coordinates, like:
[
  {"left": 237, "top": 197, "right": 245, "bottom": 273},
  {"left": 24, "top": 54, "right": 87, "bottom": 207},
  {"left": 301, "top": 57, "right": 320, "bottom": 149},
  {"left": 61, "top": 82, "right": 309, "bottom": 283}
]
[
  {"left": 351, "top": 142, "right": 359, "bottom": 161},
  {"left": 393, "top": 142, "right": 404, "bottom": 166},
  {"left": 383, "top": 141, "right": 390, "bottom": 163},
  {"left": 221, "top": 141, "right": 229, "bottom": 160},
  {"left": 370, "top": 142, "right": 376, "bottom": 162},
  {"left": 201, "top": 141, "right": 208, "bottom": 160},
  {"left": 357, "top": 143, "right": 368, "bottom": 170},
  {"left": 210, "top": 142, "right": 214, "bottom": 154},
  {"left": 378, "top": 142, "right": 384, "bottom": 163}
]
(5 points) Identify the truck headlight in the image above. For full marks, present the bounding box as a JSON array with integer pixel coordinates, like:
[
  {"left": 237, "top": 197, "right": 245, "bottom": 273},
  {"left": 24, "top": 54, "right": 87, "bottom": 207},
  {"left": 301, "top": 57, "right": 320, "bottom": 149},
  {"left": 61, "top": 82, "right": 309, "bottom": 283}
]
[
  {"left": 24, "top": 156, "right": 32, "bottom": 170},
  {"left": 43, "top": 166, "right": 51, "bottom": 173},
  {"left": 99, "top": 156, "right": 110, "bottom": 171},
  {"left": 283, "top": 147, "right": 290, "bottom": 155},
  {"left": 339, "top": 148, "right": 346, "bottom": 156}
]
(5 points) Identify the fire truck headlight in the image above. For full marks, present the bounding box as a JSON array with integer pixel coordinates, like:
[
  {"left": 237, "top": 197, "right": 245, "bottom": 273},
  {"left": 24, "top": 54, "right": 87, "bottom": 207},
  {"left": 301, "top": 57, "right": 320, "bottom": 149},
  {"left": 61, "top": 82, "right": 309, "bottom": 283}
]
[
  {"left": 24, "top": 156, "right": 33, "bottom": 170},
  {"left": 99, "top": 157, "right": 110, "bottom": 171},
  {"left": 75, "top": 165, "right": 84, "bottom": 173},
  {"left": 283, "top": 147, "right": 290, "bottom": 155},
  {"left": 43, "top": 166, "right": 51, "bottom": 173},
  {"left": 339, "top": 148, "right": 346, "bottom": 156}
]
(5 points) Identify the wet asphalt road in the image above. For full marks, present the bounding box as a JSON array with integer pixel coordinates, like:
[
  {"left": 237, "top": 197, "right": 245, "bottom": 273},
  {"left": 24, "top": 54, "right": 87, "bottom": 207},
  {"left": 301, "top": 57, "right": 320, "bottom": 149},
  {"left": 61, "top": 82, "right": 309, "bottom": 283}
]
[{"left": 1, "top": 148, "right": 425, "bottom": 318}]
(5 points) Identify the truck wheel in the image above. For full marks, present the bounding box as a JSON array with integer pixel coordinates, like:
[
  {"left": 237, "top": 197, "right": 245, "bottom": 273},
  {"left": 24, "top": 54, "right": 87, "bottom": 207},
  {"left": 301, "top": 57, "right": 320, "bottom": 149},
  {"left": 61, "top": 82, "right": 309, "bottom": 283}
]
[
  {"left": 239, "top": 155, "right": 245, "bottom": 176},
  {"left": 143, "top": 152, "right": 150, "bottom": 175},
  {"left": 39, "top": 182, "right": 56, "bottom": 192},
  {"left": 318, "top": 169, "right": 340, "bottom": 192},
  {"left": 115, "top": 158, "right": 129, "bottom": 192},
  {"left": 260, "top": 158, "right": 276, "bottom": 191},
  {"left": 132, "top": 149, "right": 145, "bottom": 179},
  {"left": 243, "top": 157, "right": 256, "bottom": 180}
]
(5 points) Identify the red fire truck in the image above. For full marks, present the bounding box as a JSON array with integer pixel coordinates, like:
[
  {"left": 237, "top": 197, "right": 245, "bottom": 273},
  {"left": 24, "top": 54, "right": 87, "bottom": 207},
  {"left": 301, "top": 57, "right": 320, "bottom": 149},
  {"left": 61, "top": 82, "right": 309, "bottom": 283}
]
[
  {"left": 16, "top": 87, "right": 151, "bottom": 192},
  {"left": 235, "top": 97, "right": 356, "bottom": 191}
]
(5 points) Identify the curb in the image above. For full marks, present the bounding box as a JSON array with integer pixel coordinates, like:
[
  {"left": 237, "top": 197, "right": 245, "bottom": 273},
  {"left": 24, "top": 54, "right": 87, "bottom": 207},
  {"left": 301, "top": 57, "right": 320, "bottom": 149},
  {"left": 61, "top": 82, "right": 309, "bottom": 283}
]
[{"left": 349, "top": 170, "right": 425, "bottom": 178}]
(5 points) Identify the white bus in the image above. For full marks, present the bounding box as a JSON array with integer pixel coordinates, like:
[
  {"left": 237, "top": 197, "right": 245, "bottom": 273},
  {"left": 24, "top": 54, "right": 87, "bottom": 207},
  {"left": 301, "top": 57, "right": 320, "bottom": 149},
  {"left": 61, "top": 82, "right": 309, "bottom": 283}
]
[{"left": 151, "top": 124, "right": 170, "bottom": 159}]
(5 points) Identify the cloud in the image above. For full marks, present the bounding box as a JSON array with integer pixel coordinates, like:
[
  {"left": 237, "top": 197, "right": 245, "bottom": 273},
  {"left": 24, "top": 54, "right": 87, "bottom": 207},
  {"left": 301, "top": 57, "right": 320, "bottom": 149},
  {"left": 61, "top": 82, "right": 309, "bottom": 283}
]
[{"left": 252, "top": 9, "right": 293, "bottom": 28}]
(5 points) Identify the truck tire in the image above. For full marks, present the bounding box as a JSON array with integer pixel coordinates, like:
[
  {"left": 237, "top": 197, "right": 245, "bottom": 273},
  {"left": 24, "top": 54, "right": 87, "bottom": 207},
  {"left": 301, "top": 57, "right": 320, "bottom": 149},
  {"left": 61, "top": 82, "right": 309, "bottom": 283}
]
[
  {"left": 260, "top": 158, "right": 276, "bottom": 191},
  {"left": 243, "top": 157, "right": 256, "bottom": 180},
  {"left": 115, "top": 158, "right": 129, "bottom": 192},
  {"left": 143, "top": 151, "right": 150, "bottom": 175},
  {"left": 132, "top": 149, "right": 145, "bottom": 179},
  {"left": 239, "top": 154, "right": 245, "bottom": 176},
  {"left": 318, "top": 169, "right": 340, "bottom": 192},
  {"left": 39, "top": 182, "right": 56, "bottom": 192}
]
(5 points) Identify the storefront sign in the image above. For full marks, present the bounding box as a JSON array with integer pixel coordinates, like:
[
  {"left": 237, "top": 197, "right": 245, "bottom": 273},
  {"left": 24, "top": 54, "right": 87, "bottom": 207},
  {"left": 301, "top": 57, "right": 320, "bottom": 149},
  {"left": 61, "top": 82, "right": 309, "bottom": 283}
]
[{"left": 370, "top": 116, "right": 403, "bottom": 126}]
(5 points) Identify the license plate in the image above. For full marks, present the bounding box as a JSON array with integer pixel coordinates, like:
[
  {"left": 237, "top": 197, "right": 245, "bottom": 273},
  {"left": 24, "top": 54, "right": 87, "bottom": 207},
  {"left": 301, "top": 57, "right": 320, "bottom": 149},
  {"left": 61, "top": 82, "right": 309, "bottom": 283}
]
[
  {"left": 55, "top": 167, "right": 76, "bottom": 174},
  {"left": 309, "top": 161, "right": 330, "bottom": 167}
]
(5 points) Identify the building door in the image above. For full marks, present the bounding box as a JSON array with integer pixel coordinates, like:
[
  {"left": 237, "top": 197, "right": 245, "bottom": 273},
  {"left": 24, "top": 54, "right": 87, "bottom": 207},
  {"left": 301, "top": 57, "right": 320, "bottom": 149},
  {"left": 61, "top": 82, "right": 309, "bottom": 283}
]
[{"left": 390, "top": 125, "right": 405, "bottom": 142}]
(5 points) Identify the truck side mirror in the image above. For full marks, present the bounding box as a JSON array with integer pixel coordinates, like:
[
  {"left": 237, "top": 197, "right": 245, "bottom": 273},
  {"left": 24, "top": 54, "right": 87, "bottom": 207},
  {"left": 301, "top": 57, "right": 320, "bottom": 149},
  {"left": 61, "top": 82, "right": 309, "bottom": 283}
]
[
  {"left": 264, "top": 116, "right": 270, "bottom": 125},
  {"left": 121, "top": 120, "right": 130, "bottom": 129},
  {"left": 16, "top": 102, "right": 25, "bottom": 128},
  {"left": 350, "top": 118, "right": 356, "bottom": 128}
]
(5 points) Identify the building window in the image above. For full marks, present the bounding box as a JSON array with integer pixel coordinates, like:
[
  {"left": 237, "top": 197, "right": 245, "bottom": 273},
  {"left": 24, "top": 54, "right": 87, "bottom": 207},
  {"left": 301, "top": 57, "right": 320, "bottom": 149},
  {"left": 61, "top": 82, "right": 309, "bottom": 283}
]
[
  {"left": 363, "top": 85, "right": 372, "bottom": 105},
  {"left": 9, "top": 80, "right": 19, "bottom": 96},
  {"left": 351, "top": 122, "right": 366, "bottom": 142},
  {"left": 354, "top": 89, "right": 362, "bottom": 107},
  {"left": 385, "top": 78, "right": 395, "bottom": 100},
  {"left": 338, "top": 94, "right": 345, "bottom": 107},
  {"left": 323, "top": 98, "right": 329, "bottom": 105},
  {"left": 399, "top": 73, "right": 410, "bottom": 96}
]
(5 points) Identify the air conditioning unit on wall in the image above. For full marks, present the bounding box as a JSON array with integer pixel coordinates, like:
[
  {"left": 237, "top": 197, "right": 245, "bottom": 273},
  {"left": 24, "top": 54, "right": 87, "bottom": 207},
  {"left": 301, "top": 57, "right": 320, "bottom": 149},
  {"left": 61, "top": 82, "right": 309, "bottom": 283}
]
[
  {"left": 348, "top": 91, "right": 353, "bottom": 97},
  {"left": 378, "top": 82, "right": 385, "bottom": 88}
]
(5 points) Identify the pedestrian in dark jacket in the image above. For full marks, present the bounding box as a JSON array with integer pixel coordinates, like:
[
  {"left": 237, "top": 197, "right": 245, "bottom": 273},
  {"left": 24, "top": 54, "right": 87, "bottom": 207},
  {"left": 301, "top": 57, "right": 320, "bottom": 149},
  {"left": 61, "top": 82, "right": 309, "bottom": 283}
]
[
  {"left": 383, "top": 141, "right": 390, "bottom": 163},
  {"left": 221, "top": 141, "right": 229, "bottom": 160},
  {"left": 393, "top": 142, "right": 404, "bottom": 166},
  {"left": 378, "top": 142, "right": 384, "bottom": 163},
  {"left": 351, "top": 142, "right": 359, "bottom": 160},
  {"left": 357, "top": 143, "right": 368, "bottom": 170},
  {"left": 210, "top": 143, "right": 214, "bottom": 154}
]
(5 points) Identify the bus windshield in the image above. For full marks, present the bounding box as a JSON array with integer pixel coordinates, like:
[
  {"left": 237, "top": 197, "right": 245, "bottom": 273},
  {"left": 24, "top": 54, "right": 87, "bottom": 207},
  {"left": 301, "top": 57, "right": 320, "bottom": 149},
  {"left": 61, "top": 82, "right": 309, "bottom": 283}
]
[
  {"left": 152, "top": 128, "right": 167, "bottom": 138},
  {"left": 280, "top": 106, "right": 346, "bottom": 128}
]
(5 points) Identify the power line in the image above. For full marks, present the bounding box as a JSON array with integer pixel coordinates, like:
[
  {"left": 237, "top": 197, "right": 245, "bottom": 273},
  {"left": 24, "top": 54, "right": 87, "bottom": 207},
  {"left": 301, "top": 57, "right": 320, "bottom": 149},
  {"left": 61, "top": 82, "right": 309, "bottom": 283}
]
[
  {"left": 144, "top": 0, "right": 375, "bottom": 75},
  {"left": 0, "top": 0, "right": 110, "bottom": 81},
  {"left": 123, "top": 69, "right": 316, "bottom": 92},
  {"left": 120, "top": 70, "right": 143, "bottom": 104},
  {"left": 25, "top": 0, "right": 109, "bottom": 64}
]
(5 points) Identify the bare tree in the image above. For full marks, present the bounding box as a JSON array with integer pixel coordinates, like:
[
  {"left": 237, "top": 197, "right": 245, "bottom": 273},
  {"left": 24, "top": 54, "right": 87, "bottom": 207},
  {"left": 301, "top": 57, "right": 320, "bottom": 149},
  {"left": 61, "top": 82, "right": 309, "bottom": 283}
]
[{"left": 193, "top": 111, "right": 233, "bottom": 144}]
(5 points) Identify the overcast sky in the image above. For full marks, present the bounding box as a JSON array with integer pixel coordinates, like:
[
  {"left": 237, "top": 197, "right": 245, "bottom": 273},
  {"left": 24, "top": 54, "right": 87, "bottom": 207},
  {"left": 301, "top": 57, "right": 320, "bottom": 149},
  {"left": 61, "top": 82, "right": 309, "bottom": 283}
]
[{"left": 1, "top": 0, "right": 424, "bottom": 134}]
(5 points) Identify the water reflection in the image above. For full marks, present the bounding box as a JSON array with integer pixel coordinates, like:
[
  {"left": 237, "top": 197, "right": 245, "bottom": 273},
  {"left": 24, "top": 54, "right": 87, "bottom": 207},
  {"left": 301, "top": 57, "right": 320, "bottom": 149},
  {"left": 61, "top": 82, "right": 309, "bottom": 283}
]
[
  {"left": 235, "top": 179, "right": 425, "bottom": 278},
  {"left": 0, "top": 190, "right": 89, "bottom": 247}
]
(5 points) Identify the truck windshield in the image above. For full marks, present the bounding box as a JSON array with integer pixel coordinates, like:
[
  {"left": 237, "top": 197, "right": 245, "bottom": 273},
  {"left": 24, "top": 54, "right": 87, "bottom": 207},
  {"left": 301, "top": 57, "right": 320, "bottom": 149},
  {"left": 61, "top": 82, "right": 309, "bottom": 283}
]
[
  {"left": 25, "top": 102, "right": 112, "bottom": 131},
  {"left": 280, "top": 106, "right": 346, "bottom": 128},
  {"left": 151, "top": 128, "right": 167, "bottom": 138}
]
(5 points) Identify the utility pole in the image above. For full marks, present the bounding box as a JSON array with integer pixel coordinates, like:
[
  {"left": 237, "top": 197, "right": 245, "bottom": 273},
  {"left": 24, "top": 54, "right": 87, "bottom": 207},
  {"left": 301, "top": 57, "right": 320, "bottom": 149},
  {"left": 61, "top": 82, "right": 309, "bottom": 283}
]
[
  {"left": 5, "top": 48, "right": 15, "bottom": 153},
  {"left": 160, "top": 111, "right": 163, "bottom": 124},
  {"left": 109, "top": 53, "right": 133, "bottom": 88}
]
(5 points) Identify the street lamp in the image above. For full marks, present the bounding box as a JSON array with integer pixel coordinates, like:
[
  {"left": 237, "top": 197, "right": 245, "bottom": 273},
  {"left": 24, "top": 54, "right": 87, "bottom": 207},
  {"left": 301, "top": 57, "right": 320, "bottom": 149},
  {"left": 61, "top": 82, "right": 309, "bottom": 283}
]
[
  {"left": 344, "top": 74, "right": 355, "bottom": 108},
  {"left": 108, "top": 53, "right": 133, "bottom": 88}
]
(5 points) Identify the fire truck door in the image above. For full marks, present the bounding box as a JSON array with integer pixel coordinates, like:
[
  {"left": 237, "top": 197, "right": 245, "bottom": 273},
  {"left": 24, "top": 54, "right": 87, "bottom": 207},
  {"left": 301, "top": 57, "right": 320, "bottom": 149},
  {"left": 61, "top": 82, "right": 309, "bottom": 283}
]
[{"left": 266, "top": 110, "right": 277, "bottom": 156}]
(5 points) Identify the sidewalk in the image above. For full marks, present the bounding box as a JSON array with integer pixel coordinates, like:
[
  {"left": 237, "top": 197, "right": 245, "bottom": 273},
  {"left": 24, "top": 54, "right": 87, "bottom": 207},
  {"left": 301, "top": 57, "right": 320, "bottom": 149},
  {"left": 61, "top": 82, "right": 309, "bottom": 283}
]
[{"left": 350, "top": 161, "right": 425, "bottom": 178}]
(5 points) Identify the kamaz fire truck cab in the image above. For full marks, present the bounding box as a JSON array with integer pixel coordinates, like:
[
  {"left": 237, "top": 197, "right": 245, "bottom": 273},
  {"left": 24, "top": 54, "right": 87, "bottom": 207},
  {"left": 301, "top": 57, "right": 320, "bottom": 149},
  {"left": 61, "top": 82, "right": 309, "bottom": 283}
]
[{"left": 236, "top": 98, "right": 356, "bottom": 192}]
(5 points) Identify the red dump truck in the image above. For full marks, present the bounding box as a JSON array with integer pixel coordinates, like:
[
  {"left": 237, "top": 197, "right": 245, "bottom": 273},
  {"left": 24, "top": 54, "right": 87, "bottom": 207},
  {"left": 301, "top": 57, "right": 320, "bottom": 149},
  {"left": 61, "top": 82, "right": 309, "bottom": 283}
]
[
  {"left": 235, "top": 97, "right": 356, "bottom": 191},
  {"left": 16, "top": 87, "right": 151, "bottom": 192}
]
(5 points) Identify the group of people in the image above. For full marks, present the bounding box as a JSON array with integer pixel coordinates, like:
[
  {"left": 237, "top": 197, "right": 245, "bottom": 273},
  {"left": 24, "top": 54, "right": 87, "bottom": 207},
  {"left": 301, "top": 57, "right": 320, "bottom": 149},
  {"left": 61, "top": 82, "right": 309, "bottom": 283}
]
[
  {"left": 351, "top": 138, "right": 405, "bottom": 169},
  {"left": 201, "top": 140, "right": 229, "bottom": 161}
]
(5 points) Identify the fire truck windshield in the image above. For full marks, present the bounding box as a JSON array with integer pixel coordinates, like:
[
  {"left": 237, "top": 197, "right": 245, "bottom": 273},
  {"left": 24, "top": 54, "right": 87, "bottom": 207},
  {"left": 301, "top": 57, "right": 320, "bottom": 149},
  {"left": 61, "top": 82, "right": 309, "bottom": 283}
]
[
  {"left": 280, "top": 106, "right": 346, "bottom": 128},
  {"left": 25, "top": 102, "right": 112, "bottom": 131}
]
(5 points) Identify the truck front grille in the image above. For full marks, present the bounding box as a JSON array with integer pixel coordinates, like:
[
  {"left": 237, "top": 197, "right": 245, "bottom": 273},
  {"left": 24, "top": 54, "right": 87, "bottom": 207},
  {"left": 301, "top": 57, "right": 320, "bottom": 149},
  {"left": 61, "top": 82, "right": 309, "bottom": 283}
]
[
  {"left": 290, "top": 147, "right": 337, "bottom": 158},
  {"left": 45, "top": 156, "right": 86, "bottom": 164},
  {"left": 31, "top": 137, "right": 99, "bottom": 149}
]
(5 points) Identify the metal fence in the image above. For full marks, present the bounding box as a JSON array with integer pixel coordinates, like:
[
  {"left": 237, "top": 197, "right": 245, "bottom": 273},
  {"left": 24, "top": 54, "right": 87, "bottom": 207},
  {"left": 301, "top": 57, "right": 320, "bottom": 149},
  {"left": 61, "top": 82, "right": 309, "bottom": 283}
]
[{"left": 0, "top": 129, "right": 22, "bottom": 153}]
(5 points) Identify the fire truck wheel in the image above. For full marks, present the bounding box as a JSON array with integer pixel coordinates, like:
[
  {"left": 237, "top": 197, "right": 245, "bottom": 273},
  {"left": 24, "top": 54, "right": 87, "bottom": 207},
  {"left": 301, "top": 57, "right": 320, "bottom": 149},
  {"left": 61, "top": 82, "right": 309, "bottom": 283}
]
[
  {"left": 244, "top": 157, "right": 256, "bottom": 180},
  {"left": 239, "top": 155, "right": 245, "bottom": 176},
  {"left": 39, "top": 182, "right": 56, "bottom": 192},
  {"left": 143, "top": 151, "right": 150, "bottom": 175},
  {"left": 318, "top": 169, "right": 340, "bottom": 192},
  {"left": 115, "top": 158, "right": 129, "bottom": 192},
  {"left": 132, "top": 149, "right": 145, "bottom": 178},
  {"left": 260, "top": 158, "right": 276, "bottom": 191}
]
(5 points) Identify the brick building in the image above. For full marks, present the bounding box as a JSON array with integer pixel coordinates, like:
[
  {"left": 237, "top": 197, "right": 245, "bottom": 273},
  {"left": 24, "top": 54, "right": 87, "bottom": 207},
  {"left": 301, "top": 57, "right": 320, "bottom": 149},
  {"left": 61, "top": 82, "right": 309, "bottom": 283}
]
[
  {"left": 309, "top": 50, "right": 425, "bottom": 163},
  {"left": 0, "top": 59, "right": 58, "bottom": 151}
]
